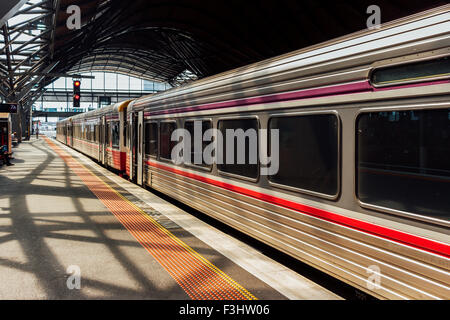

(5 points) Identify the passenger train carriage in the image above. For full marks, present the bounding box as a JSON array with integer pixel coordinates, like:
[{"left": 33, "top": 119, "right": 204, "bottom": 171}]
[
  {"left": 57, "top": 101, "right": 132, "bottom": 172},
  {"left": 57, "top": 6, "right": 450, "bottom": 299}
]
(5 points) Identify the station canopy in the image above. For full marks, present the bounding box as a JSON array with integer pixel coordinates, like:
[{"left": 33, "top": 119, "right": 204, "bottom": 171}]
[{"left": 0, "top": 0, "right": 447, "bottom": 107}]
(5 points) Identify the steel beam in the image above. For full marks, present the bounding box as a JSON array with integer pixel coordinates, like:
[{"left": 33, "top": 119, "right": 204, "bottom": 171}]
[{"left": 0, "top": 0, "right": 28, "bottom": 28}]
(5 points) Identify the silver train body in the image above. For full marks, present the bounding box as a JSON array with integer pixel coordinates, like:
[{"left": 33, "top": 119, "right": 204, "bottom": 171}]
[
  {"left": 58, "top": 6, "right": 450, "bottom": 299},
  {"left": 57, "top": 102, "right": 131, "bottom": 172}
]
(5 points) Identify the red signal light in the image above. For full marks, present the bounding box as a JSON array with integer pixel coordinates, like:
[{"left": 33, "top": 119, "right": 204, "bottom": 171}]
[{"left": 73, "top": 80, "right": 81, "bottom": 107}]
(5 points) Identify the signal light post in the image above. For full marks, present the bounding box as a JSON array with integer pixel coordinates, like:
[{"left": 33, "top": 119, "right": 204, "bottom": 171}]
[{"left": 73, "top": 80, "right": 81, "bottom": 108}]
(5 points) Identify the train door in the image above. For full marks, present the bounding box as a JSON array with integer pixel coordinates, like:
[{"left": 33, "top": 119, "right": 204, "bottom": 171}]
[
  {"left": 101, "top": 116, "right": 107, "bottom": 165},
  {"left": 99, "top": 119, "right": 103, "bottom": 163},
  {"left": 137, "top": 111, "right": 144, "bottom": 186},
  {"left": 68, "top": 121, "right": 73, "bottom": 147},
  {"left": 129, "top": 113, "right": 135, "bottom": 181}
]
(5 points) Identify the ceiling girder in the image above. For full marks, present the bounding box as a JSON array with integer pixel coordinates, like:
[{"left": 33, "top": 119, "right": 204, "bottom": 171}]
[
  {"left": 0, "top": 0, "right": 29, "bottom": 28},
  {"left": 1, "top": 0, "right": 448, "bottom": 107},
  {"left": 0, "top": 0, "right": 55, "bottom": 104}
]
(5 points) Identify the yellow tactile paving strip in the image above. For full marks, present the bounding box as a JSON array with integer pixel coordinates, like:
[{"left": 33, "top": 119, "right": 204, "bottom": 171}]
[{"left": 45, "top": 138, "right": 257, "bottom": 300}]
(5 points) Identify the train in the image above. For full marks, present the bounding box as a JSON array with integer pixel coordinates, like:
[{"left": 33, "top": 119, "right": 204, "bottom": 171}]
[
  {"left": 58, "top": 102, "right": 131, "bottom": 173},
  {"left": 0, "top": 113, "right": 12, "bottom": 155},
  {"left": 57, "top": 5, "right": 450, "bottom": 299}
]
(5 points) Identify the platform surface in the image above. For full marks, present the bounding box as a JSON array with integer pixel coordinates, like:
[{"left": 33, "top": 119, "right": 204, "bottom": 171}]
[{"left": 0, "top": 138, "right": 341, "bottom": 300}]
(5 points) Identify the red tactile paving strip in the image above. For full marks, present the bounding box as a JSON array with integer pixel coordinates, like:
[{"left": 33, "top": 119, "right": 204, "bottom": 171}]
[{"left": 45, "top": 138, "right": 257, "bottom": 300}]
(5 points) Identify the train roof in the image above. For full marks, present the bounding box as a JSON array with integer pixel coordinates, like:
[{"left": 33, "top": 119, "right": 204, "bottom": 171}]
[
  {"left": 60, "top": 100, "right": 134, "bottom": 124},
  {"left": 127, "top": 4, "right": 450, "bottom": 113}
]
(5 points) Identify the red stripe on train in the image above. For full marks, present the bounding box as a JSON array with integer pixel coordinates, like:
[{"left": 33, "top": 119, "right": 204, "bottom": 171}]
[
  {"left": 107, "top": 148, "right": 126, "bottom": 171},
  {"left": 126, "top": 153, "right": 130, "bottom": 176},
  {"left": 146, "top": 160, "right": 450, "bottom": 259}
]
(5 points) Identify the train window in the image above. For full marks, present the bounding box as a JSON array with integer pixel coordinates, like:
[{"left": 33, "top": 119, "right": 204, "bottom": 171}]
[
  {"left": 112, "top": 122, "right": 120, "bottom": 148},
  {"left": 218, "top": 118, "right": 259, "bottom": 179},
  {"left": 184, "top": 120, "right": 212, "bottom": 167},
  {"left": 126, "top": 124, "right": 129, "bottom": 147},
  {"left": 371, "top": 56, "right": 450, "bottom": 87},
  {"left": 90, "top": 124, "right": 94, "bottom": 141},
  {"left": 145, "top": 122, "right": 158, "bottom": 157},
  {"left": 138, "top": 124, "right": 142, "bottom": 155},
  {"left": 160, "top": 122, "right": 177, "bottom": 160},
  {"left": 357, "top": 108, "right": 450, "bottom": 221},
  {"left": 123, "top": 123, "right": 127, "bottom": 147},
  {"left": 269, "top": 114, "right": 339, "bottom": 197},
  {"left": 105, "top": 123, "right": 110, "bottom": 145}
]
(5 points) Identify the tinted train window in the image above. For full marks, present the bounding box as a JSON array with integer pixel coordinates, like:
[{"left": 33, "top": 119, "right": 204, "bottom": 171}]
[
  {"left": 218, "top": 118, "right": 259, "bottom": 179},
  {"left": 123, "top": 123, "right": 127, "bottom": 147},
  {"left": 111, "top": 121, "right": 120, "bottom": 148},
  {"left": 371, "top": 56, "right": 450, "bottom": 87},
  {"left": 160, "top": 122, "right": 177, "bottom": 160},
  {"left": 185, "top": 120, "right": 212, "bottom": 167},
  {"left": 91, "top": 124, "right": 95, "bottom": 142},
  {"left": 357, "top": 109, "right": 450, "bottom": 221},
  {"left": 269, "top": 114, "right": 339, "bottom": 196},
  {"left": 105, "top": 123, "right": 110, "bottom": 145},
  {"left": 145, "top": 122, "right": 158, "bottom": 156}
]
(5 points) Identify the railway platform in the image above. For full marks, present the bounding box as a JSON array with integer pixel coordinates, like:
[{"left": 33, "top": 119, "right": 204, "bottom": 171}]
[{"left": 0, "top": 137, "right": 340, "bottom": 300}]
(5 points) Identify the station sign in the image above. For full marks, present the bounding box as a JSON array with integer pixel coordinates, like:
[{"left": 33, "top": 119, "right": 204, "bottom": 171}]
[
  {"left": 0, "top": 103, "right": 18, "bottom": 113},
  {"left": 99, "top": 96, "right": 111, "bottom": 107}
]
